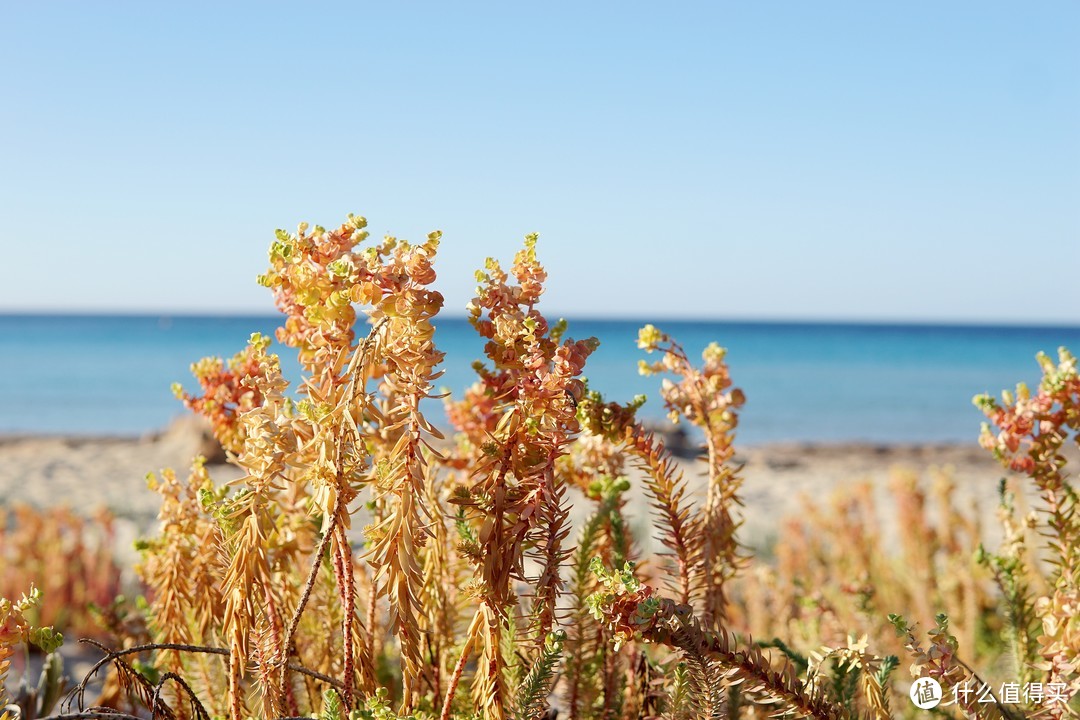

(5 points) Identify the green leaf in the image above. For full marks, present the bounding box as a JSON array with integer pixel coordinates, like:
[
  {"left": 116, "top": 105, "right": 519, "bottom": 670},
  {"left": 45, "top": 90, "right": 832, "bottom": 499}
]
[{"left": 28, "top": 626, "right": 63, "bottom": 654}]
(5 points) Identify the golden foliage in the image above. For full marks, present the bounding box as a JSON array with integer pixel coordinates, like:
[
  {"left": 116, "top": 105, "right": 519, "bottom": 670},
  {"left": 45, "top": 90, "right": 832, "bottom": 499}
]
[{"left": 5, "top": 214, "right": 1077, "bottom": 720}]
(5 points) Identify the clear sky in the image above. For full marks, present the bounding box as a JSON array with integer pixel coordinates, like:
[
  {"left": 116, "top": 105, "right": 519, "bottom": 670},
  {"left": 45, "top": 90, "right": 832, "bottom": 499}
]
[{"left": 2, "top": 3, "right": 1078, "bottom": 323}]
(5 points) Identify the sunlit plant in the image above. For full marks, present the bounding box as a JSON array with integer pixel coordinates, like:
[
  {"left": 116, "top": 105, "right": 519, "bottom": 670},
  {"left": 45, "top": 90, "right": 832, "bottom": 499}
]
[{"left": 1, "top": 214, "right": 1076, "bottom": 720}]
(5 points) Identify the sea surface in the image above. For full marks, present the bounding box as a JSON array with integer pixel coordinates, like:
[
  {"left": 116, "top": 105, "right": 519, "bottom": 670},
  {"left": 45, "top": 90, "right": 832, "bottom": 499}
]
[{"left": 3, "top": 314, "right": 1080, "bottom": 445}]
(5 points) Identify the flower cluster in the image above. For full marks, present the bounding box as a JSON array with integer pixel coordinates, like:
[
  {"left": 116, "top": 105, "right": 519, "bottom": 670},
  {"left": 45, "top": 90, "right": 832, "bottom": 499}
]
[
  {"left": 173, "top": 335, "right": 273, "bottom": 454},
  {"left": 257, "top": 217, "right": 368, "bottom": 372},
  {"left": 442, "top": 236, "right": 599, "bottom": 720},
  {"left": 637, "top": 325, "right": 747, "bottom": 625},
  {"left": 0, "top": 587, "right": 63, "bottom": 720},
  {"left": 0, "top": 591, "right": 35, "bottom": 710},
  {"left": 637, "top": 325, "right": 745, "bottom": 434},
  {"left": 975, "top": 348, "right": 1080, "bottom": 718},
  {"left": 463, "top": 235, "right": 595, "bottom": 444},
  {"left": 975, "top": 347, "right": 1080, "bottom": 480}
]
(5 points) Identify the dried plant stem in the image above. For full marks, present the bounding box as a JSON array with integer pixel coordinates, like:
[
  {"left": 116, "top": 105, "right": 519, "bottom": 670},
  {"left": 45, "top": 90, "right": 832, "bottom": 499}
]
[
  {"left": 595, "top": 590, "right": 845, "bottom": 720},
  {"left": 228, "top": 625, "right": 245, "bottom": 720},
  {"left": 274, "top": 320, "right": 386, "bottom": 707},
  {"left": 43, "top": 713, "right": 149, "bottom": 720},
  {"left": 152, "top": 671, "right": 211, "bottom": 720},
  {"left": 331, "top": 523, "right": 357, "bottom": 710},
  {"left": 261, "top": 582, "right": 294, "bottom": 718},
  {"left": 527, "top": 463, "right": 568, "bottom": 652},
  {"left": 365, "top": 576, "right": 379, "bottom": 662},
  {"left": 278, "top": 490, "right": 343, "bottom": 675},
  {"left": 440, "top": 607, "right": 485, "bottom": 720},
  {"left": 700, "top": 429, "right": 742, "bottom": 626},
  {"left": 65, "top": 640, "right": 345, "bottom": 715},
  {"left": 44, "top": 714, "right": 345, "bottom": 720},
  {"left": 625, "top": 425, "right": 697, "bottom": 604}
]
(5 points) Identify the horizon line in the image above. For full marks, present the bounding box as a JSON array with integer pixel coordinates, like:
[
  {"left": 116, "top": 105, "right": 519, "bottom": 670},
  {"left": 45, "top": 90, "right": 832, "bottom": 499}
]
[{"left": 2, "top": 309, "right": 1080, "bottom": 331}]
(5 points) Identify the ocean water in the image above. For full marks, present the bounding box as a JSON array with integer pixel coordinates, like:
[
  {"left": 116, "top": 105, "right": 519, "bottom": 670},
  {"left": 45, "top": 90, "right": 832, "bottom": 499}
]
[{"left": 2, "top": 314, "right": 1079, "bottom": 446}]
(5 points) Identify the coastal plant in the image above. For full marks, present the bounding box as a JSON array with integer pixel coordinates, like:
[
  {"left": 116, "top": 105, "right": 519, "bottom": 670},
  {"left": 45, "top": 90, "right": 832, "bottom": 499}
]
[
  {"left": 971, "top": 350, "right": 1080, "bottom": 718},
  {"left": 878, "top": 349, "right": 1080, "bottom": 720},
  {"left": 91, "top": 215, "right": 861, "bottom": 720},
  {"left": 635, "top": 325, "right": 746, "bottom": 626},
  {"left": 11, "top": 213, "right": 1078, "bottom": 720},
  {"left": 0, "top": 505, "right": 124, "bottom": 641},
  {"left": 734, "top": 470, "right": 995, "bottom": 671},
  {"left": 1, "top": 588, "right": 66, "bottom": 720}
]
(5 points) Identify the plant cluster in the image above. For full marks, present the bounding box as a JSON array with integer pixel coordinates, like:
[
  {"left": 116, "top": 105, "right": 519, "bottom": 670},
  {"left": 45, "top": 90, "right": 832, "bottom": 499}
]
[
  {"left": 1, "top": 588, "right": 66, "bottom": 720},
  {"left": 1, "top": 215, "right": 1078, "bottom": 720},
  {"left": 968, "top": 352, "right": 1080, "bottom": 718},
  {"left": 734, "top": 470, "right": 995, "bottom": 672},
  {"left": 0, "top": 504, "right": 124, "bottom": 641}
]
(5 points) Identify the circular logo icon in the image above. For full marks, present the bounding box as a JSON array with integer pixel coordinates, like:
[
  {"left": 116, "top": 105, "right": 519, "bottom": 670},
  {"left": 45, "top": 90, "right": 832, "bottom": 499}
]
[{"left": 909, "top": 678, "right": 943, "bottom": 709}]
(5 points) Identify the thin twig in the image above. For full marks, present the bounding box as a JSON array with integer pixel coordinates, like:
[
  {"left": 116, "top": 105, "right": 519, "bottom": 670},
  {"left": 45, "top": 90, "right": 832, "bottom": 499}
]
[
  {"left": 440, "top": 606, "right": 485, "bottom": 720},
  {"left": 153, "top": 671, "right": 211, "bottom": 720},
  {"left": 40, "top": 713, "right": 148, "bottom": 720},
  {"left": 279, "top": 488, "right": 344, "bottom": 659},
  {"left": 63, "top": 640, "right": 345, "bottom": 714}
]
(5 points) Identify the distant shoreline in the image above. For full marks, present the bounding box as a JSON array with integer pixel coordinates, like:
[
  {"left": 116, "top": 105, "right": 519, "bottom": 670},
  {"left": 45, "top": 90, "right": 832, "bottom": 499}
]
[{"left": 2, "top": 310, "right": 1080, "bottom": 331}]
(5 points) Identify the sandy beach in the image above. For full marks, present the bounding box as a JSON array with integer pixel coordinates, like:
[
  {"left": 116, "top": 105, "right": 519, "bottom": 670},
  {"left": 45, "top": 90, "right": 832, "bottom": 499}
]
[{"left": 0, "top": 417, "right": 1043, "bottom": 557}]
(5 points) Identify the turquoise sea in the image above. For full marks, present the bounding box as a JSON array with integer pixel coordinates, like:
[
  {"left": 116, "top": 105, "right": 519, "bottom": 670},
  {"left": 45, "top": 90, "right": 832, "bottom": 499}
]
[{"left": 3, "top": 314, "right": 1080, "bottom": 445}]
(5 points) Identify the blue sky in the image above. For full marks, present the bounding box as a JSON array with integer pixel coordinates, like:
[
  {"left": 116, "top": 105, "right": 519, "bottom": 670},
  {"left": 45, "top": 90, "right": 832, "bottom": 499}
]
[{"left": 2, "top": 3, "right": 1078, "bottom": 322}]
